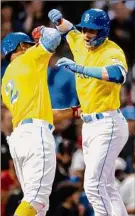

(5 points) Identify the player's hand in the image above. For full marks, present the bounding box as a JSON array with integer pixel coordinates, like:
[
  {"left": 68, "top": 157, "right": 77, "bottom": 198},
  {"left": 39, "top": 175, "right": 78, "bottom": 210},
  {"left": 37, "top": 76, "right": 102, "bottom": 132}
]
[
  {"left": 32, "top": 25, "right": 44, "bottom": 43},
  {"left": 48, "top": 9, "right": 63, "bottom": 25},
  {"left": 56, "top": 57, "right": 77, "bottom": 72}
]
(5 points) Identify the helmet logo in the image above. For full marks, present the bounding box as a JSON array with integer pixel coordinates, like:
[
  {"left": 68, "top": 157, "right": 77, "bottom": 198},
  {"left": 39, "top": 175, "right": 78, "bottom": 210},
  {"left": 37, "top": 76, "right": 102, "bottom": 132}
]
[{"left": 84, "top": 13, "right": 90, "bottom": 23}]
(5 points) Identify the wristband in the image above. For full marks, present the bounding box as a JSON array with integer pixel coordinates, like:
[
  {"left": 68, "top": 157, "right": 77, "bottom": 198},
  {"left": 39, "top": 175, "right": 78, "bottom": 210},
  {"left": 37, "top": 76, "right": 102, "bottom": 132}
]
[{"left": 71, "top": 106, "right": 80, "bottom": 118}]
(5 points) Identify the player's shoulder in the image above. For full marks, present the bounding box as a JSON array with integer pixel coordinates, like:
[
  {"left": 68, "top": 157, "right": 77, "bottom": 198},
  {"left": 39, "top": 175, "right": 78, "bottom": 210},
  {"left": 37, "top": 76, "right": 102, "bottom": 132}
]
[
  {"left": 4, "top": 54, "right": 31, "bottom": 79},
  {"left": 101, "top": 39, "right": 126, "bottom": 60},
  {"left": 2, "top": 60, "right": 16, "bottom": 81},
  {"left": 105, "top": 39, "right": 125, "bottom": 55},
  {"left": 67, "top": 29, "right": 82, "bottom": 40},
  {"left": 23, "top": 44, "right": 37, "bottom": 58},
  {"left": 25, "top": 43, "right": 52, "bottom": 60},
  {"left": 68, "top": 29, "right": 81, "bottom": 35},
  {"left": 100, "top": 39, "right": 127, "bottom": 69}
]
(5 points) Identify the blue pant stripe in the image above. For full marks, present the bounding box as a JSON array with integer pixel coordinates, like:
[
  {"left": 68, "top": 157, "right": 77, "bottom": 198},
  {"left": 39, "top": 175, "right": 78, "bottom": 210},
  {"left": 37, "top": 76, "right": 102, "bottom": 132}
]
[
  {"left": 97, "top": 118, "right": 114, "bottom": 215},
  {"left": 30, "top": 127, "right": 45, "bottom": 204}
]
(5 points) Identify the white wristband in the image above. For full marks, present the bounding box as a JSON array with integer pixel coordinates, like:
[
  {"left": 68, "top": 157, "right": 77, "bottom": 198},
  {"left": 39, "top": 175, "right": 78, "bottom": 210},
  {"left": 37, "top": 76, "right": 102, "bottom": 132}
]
[{"left": 56, "top": 19, "right": 73, "bottom": 34}]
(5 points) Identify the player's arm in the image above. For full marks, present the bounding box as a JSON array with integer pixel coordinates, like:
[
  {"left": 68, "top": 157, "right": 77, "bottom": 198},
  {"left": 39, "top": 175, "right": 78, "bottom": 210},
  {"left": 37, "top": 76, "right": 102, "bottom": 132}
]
[
  {"left": 56, "top": 57, "right": 127, "bottom": 84},
  {"left": 39, "top": 26, "right": 61, "bottom": 52},
  {"left": 126, "top": 208, "right": 135, "bottom": 214},
  {"left": 53, "top": 106, "right": 81, "bottom": 124},
  {"left": 48, "top": 9, "right": 80, "bottom": 52},
  {"left": 48, "top": 9, "right": 75, "bottom": 36},
  {"left": 29, "top": 26, "right": 61, "bottom": 61}
]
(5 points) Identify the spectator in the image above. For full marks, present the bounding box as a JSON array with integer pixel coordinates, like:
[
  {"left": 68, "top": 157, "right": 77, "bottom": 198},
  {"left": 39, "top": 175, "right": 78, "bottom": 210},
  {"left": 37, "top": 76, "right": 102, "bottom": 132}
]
[
  {"left": 53, "top": 181, "right": 80, "bottom": 216},
  {"left": 1, "top": 105, "right": 13, "bottom": 136},
  {"left": 47, "top": 139, "right": 75, "bottom": 216},
  {"left": 20, "top": 1, "right": 46, "bottom": 34},
  {"left": 5, "top": 185, "right": 23, "bottom": 216},
  {"left": 70, "top": 148, "right": 85, "bottom": 179},
  {"left": 70, "top": 135, "right": 85, "bottom": 182},
  {"left": 1, "top": 170, "right": 14, "bottom": 216},
  {"left": 55, "top": 139, "right": 75, "bottom": 184},
  {"left": 54, "top": 119, "right": 77, "bottom": 143},
  {"left": 79, "top": 192, "right": 94, "bottom": 216},
  {"left": 120, "top": 83, "right": 132, "bottom": 107},
  {"left": 132, "top": 64, "right": 135, "bottom": 80},
  {"left": 1, "top": 131, "right": 12, "bottom": 171},
  {"left": 1, "top": 21, "right": 13, "bottom": 40},
  {"left": 120, "top": 105, "right": 135, "bottom": 160},
  {"left": 1, "top": 3, "right": 24, "bottom": 32},
  {"left": 1, "top": 106, "right": 13, "bottom": 171},
  {"left": 119, "top": 156, "right": 135, "bottom": 215},
  {"left": 1, "top": 156, "right": 20, "bottom": 216},
  {"left": 110, "top": 1, "right": 135, "bottom": 68},
  {"left": 131, "top": 80, "right": 135, "bottom": 105},
  {"left": 114, "top": 157, "right": 127, "bottom": 189},
  {"left": 1, "top": 3, "right": 13, "bottom": 23}
]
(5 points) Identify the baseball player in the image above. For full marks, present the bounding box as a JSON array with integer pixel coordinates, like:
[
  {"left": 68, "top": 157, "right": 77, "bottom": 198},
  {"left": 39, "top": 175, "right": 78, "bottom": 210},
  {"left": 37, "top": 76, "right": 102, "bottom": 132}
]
[
  {"left": 1, "top": 28, "right": 61, "bottom": 216},
  {"left": 48, "top": 8, "right": 129, "bottom": 216}
]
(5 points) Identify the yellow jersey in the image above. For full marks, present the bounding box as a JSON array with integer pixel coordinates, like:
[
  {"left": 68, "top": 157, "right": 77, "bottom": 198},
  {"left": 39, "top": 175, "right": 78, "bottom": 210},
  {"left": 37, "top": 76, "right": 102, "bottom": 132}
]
[
  {"left": 67, "top": 30, "right": 128, "bottom": 114},
  {"left": 2, "top": 44, "right": 53, "bottom": 128}
]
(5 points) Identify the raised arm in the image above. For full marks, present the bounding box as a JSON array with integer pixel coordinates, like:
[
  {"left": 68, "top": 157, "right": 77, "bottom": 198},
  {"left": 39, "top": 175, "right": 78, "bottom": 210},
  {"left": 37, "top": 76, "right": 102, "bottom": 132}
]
[
  {"left": 39, "top": 26, "right": 61, "bottom": 53},
  {"left": 48, "top": 9, "right": 81, "bottom": 53},
  {"left": 48, "top": 9, "right": 74, "bottom": 36},
  {"left": 30, "top": 26, "right": 62, "bottom": 64}
]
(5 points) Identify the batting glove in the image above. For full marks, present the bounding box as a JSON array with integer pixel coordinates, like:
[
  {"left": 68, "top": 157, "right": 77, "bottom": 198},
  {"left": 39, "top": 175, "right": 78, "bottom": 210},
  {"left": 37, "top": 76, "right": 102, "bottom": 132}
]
[
  {"left": 48, "top": 9, "right": 63, "bottom": 25},
  {"left": 32, "top": 25, "right": 44, "bottom": 43},
  {"left": 56, "top": 57, "right": 84, "bottom": 74},
  {"left": 40, "top": 27, "right": 61, "bottom": 52},
  {"left": 32, "top": 26, "right": 61, "bottom": 52}
]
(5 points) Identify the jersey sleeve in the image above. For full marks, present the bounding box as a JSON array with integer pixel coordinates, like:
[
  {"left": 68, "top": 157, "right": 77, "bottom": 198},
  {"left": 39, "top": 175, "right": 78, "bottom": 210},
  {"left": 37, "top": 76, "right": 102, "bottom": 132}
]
[
  {"left": 101, "top": 48, "right": 128, "bottom": 71},
  {"left": 66, "top": 29, "right": 82, "bottom": 54},
  {"left": 25, "top": 43, "right": 53, "bottom": 63}
]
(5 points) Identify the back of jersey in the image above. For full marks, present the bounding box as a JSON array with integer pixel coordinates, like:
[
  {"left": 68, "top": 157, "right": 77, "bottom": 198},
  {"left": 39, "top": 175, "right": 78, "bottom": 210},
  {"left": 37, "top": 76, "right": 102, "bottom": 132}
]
[{"left": 2, "top": 44, "right": 53, "bottom": 128}]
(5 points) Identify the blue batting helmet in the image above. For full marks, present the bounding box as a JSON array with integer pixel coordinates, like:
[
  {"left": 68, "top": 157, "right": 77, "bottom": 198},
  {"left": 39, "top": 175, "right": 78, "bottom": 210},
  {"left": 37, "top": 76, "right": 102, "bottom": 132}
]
[
  {"left": 1, "top": 32, "right": 35, "bottom": 57},
  {"left": 76, "top": 8, "right": 110, "bottom": 47}
]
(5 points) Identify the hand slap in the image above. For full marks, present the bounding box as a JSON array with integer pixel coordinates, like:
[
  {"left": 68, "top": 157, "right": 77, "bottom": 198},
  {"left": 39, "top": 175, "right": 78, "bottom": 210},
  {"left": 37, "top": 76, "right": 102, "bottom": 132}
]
[{"left": 48, "top": 9, "right": 63, "bottom": 25}]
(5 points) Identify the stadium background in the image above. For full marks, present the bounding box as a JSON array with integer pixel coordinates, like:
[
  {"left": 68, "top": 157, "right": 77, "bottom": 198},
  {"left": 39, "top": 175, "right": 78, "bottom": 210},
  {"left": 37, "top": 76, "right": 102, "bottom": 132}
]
[{"left": 1, "top": 1, "right": 135, "bottom": 216}]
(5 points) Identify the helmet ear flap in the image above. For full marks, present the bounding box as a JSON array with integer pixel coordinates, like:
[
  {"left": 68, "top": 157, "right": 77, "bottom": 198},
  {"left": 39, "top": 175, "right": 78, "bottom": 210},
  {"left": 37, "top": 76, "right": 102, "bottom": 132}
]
[
  {"left": 90, "top": 25, "right": 110, "bottom": 47},
  {"left": 6, "top": 51, "right": 13, "bottom": 62},
  {"left": 5, "top": 42, "right": 21, "bottom": 61}
]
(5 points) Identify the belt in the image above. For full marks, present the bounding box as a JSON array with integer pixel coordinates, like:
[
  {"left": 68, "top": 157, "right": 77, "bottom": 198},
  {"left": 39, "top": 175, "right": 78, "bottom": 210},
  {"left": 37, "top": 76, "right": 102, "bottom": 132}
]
[
  {"left": 20, "top": 118, "right": 54, "bottom": 131},
  {"left": 81, "top": 109, "right": 121, "bottom": 123}
]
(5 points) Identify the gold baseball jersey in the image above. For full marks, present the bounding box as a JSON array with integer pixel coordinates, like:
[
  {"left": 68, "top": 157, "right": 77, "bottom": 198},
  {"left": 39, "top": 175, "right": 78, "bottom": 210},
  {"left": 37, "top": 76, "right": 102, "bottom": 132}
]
[
  {"left": 66, "top": 30, "right": 128, "bottom": 114},
  {"left": 2, "top": 44, "right": 53, "bottom": 128}
]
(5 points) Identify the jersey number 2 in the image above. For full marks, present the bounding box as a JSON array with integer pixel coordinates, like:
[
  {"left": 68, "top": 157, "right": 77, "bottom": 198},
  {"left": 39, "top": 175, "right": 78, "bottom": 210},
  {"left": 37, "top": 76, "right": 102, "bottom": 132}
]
[{"left": 5, "top": 80, "right": 19, "bottom": 104}]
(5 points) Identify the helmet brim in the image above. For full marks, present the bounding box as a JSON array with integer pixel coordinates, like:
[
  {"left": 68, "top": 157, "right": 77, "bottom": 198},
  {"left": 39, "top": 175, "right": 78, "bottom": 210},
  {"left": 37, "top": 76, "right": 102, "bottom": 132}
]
[
  {"left": 23, "top": 40, "right": 35, "bottom": 45},
  {"left": 76, "top": 23, "right": 103, "bottom": 30}
]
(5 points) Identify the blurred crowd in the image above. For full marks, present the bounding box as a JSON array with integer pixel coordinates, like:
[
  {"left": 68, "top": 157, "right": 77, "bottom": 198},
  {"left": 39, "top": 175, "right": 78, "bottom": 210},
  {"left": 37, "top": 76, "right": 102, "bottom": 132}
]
[{"left": 1, "top": 1, "right": 135, "bottom": 216}]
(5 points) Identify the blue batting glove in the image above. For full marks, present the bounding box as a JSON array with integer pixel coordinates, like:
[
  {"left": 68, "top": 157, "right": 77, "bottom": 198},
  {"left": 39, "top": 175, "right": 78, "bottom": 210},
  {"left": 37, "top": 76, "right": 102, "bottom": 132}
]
[
  {"left": 48, "top": 9, "right": 63, "bottom": 25},
  {"left": 56, "top": 57, "right": 84, "bottom": 74},
  {"left": 40, "top": 27, "right": 61, "bottom": 52},
  {"left": 56, "top": 57, "right": 76, "bottom": 70}
]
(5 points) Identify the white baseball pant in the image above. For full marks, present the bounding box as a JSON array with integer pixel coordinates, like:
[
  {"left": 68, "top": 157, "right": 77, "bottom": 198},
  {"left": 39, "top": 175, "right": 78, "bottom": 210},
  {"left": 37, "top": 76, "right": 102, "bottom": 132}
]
[
  {"left": 7, "top": 119, "right": 56, "bottom": 216},
  {"left": 82, "top": 110, "right": 129, "bottom": 216}
]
